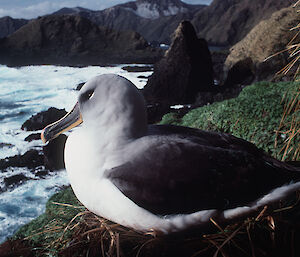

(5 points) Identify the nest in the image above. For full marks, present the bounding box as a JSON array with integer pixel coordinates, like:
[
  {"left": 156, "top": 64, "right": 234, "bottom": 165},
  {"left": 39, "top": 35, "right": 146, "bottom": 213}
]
[{"left": 19, "top": 191, "right": 300, "bottom": 257}]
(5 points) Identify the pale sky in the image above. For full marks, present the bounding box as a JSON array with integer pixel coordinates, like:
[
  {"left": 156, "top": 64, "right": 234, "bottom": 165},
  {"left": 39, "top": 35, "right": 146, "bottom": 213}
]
[{"left": 0, "top": 0, "right": 213, "bottom": 19}]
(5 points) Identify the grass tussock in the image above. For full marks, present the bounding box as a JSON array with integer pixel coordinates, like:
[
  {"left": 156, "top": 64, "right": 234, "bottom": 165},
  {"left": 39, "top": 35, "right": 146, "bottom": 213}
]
[
  {"left": 274, "top": 0, "right": 300, "bottom": 161},
  {"left": 11, "top": 187, "right": 300, "bottom": 257}
]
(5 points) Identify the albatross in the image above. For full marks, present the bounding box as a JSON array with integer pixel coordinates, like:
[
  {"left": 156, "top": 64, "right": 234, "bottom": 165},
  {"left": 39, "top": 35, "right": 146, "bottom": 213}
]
[{"left": 41, "top": 74, "right": 300, "bottom": 234}]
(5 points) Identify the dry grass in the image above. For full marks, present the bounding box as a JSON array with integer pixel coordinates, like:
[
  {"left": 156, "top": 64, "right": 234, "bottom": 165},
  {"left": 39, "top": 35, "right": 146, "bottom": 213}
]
[
  {"left": 274, "top": 1, "right": 300, "bottom": 161},
  {"left": 21, "top": 192, "right": 300, "bottom": 257}
]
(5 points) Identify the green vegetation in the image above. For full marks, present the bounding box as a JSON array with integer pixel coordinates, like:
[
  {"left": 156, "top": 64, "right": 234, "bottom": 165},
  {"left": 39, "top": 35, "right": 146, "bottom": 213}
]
[
  {"left": 160, "top": 81, "right": 299, "bottom": 160},
  {"left": 13, "top": 187, "right": 84, "bottom": 253}
]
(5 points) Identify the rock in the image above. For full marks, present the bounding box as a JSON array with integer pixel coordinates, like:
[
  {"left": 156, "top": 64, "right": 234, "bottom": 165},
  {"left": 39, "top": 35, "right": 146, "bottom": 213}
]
[
  {"left": 24, "top": 133, "right": 41, "bottom": 142},
  {"left": 224, "top": 6, "right": 299, "bottom": 83},
  {"left": 0, "top": 15, "right": 162, "bottom": 66},
  {"left": 192, "top": 0, "right": 295, "bottom": 47},
  {"left": 147, "top": 103, "right": 172, "bottom": 124},
  {"left": 0, "top": 150, "right": 44, "bottom": 170},
  {"left": 210, "top": 50, "right": 229, "bottom": 85},
  {"left": 143, "top": 21, "right": 214, "bottom": 106},
  {"left": 21, "top": 107, "right": 67, "bottom": 131},
  {"left": 31, "top": 168, "right": 49, "bottom": 178},
  {"left": 75, "top": 82, "right": 85, "bottom": 91},
  {"left": 43, "top": 134, "right": 67, "bottom": 171},
  {"left": 122, "top": 66, "right": 153, "bottom": 72},
  {"left": 137, "top": 75, "right": 150, "bottom": 79},
  {"left": 3, "top": 174, "right": 30, "bottom": 189},
  {"left": 224, "top": 58, "right": 255, "bottom": 87},
  {"left": 0, "top": 135, "right": 66, "bottom": 172}
]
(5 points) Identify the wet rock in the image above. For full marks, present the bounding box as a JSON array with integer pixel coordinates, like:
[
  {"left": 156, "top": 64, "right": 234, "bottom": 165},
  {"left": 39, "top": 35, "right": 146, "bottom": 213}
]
[
  {"left": 43, "top": 134, "right": 67, "bottom": 171},
  {"left": 4, "top": 174, "right": 30, "bottom": 189},
  {"left": 24, "top": 133, "right": 41, "bottom": 142},
  {"left": 137, "top": 75, "right": 150, "bottom": 79},
  {"left": 122, "top": 66, "right": 153, "bottom": 73},
  {"left": 21, "top": 107, "right": 67, "bottom": 131},
  {"left": 143, "top": 21, "right": 214, "bottom": 106},
  {"left": 31, "top": 168, "right": 49, "bottom": 178},
  {"left": 0, "top": 150, "right": 44, "bottom": 170},
  {"left": 75, "top": 82, "right": 85, "bottom": 91}
]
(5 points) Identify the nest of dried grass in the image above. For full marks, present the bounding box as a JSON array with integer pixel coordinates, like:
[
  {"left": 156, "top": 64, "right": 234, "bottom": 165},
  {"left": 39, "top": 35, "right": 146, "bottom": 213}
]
[{"left": 19, "top": 191, "right": 300, "bottom": 257}]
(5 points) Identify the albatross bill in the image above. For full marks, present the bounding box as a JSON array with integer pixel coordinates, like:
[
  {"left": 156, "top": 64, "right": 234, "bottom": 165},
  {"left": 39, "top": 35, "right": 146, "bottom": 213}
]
[{"left": 41, "top": 74, "right": 300, "bottom": 234}]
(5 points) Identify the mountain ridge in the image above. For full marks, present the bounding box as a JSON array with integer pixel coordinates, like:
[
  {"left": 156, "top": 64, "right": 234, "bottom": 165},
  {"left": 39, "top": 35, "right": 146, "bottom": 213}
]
[{"left": 0, "top": 14, "right": 162, "bottom": 66}]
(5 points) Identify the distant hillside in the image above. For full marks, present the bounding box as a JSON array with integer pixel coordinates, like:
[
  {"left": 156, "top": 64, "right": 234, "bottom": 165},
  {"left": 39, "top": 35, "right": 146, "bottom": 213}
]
[
  {"left": 52, "top": 0, "right": 205, "bottom": 44},
  {"left": 0, "top": 15, "right": 162, "bottom": 66},
  {"left": 224, "top": 6, "right": 299, "bottom": 82},
  {"left": 192, "top": 0, "right": 295, "bottom": 46},
  {"left": 0, "top": 0, "right": 294, "bottom": 48},
  {"left": 0, "top": 16, "right": 28, "bottom": 38}
]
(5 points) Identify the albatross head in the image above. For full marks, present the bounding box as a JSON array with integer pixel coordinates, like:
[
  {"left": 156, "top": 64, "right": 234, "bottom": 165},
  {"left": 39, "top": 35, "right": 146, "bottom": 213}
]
[{"left": 41, "top": 74, "right": 147, "bottom": 143}]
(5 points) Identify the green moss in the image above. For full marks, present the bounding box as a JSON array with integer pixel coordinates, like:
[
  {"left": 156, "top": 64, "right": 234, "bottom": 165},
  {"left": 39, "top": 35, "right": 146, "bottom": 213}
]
[
  {"left": 13, "top": 186, "right": 83, "bottom": 252},
  {"left": 160, "top": 81, "right": 299, "bottom": 160}
]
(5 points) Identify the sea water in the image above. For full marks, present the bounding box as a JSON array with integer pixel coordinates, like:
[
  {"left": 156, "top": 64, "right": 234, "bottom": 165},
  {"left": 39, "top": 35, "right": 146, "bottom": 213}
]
[{"left": 0, "top": 64, "right": 152, "bottom": 243}]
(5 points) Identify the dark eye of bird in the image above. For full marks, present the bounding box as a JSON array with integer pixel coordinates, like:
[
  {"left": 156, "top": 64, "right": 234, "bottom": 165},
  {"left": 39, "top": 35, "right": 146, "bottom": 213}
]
[{"left": 80, "top": 90, "right": 95, "bottom": 102}]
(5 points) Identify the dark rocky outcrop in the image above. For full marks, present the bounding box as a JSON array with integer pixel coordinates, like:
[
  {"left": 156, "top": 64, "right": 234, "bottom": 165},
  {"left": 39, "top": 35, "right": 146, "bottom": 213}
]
[
  {"left": 43, "top": 135, "right": 67, "bottom": 171},
  {"left": 0, "top": 135, "right": 66, "bottom": 192},
  {"left": 0, "top": 16, "right": 28, "bottom": 38},
  {"left": 20, "top": 108, "right": 68, "bottom": 170},
  {"left": 75, "top": 82, "right": 86, "bottom": 91},
  {"left": 24, "top": 133, "right": 42, "bottom": 142},
  {"left": 0, "top": 14, "right": 162, "bottom": 66},
  {"left": 21, "top": 107, "right": 67, "bottom": 131},
  {"left": 0, "top": 150, "right": 44, "bottom": 170},
  {"left": 143, "top": 20, "right": 214, "bottom": 106},
  {"left": 224, "top": 6, "right": 299, "bottom": 84},
  {"left": 192, "top": 0, "right": 295, "bottom": 47},
  {"left": 3, "top": 174, "right": 31, "bottom": 190}
]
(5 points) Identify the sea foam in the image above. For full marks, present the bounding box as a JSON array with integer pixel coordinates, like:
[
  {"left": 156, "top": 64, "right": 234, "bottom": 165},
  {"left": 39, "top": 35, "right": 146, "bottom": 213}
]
[{"left": 0, "top": 64, "right": 152, "bottom": 243}]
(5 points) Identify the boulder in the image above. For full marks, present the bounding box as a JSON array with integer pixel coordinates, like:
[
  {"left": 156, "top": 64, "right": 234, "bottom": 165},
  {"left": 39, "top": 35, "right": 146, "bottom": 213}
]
[
  {"left": 224, "top": 6, "right": 299, "bottom": 84},
  {"left": 43, "top": 134, "right": 67, "bottom": 171},
  {"left": 0, "top": 150, "right": 44, "bottom": 170},
  {"left": 21, "top": 107, "right": 67, "bottom": 131},
  {"left": 24, "top": 133, "right": 41, "bottom": 142},
  {"left": 3, "top": 174, "right": 30, "bottom": 190},
  {"left": 143, "top": 20, "right": 214, "bottom": 105},
  {"left": 0, "top": 135, "right": 66, "bottom": 172},
  {"left": 75, "top": 82, "right": 85, "bottom": 91}
]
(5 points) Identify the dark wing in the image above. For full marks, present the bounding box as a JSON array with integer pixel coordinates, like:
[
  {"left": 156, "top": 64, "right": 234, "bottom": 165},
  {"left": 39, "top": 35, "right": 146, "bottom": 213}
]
[{"left": 106, "top": 125, "right": 295, "bottom": 216}]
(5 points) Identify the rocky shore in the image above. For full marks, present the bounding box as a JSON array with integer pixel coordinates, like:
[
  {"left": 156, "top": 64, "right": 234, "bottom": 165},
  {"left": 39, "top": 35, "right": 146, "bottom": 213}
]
[{"left": 0, "top": 0, "right": 299, "bottom": 255}]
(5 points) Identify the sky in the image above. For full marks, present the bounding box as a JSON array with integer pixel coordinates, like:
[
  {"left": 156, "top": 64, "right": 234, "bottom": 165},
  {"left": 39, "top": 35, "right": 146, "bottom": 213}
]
[{"left": 0, "top": 0, "right": 213, "bottom": 19}]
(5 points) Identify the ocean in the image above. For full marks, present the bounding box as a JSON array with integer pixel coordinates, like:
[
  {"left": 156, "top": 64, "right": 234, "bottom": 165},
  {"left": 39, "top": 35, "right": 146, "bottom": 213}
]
[{"left": 0, "top": 64, "right": 152, "bottom": 243}]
